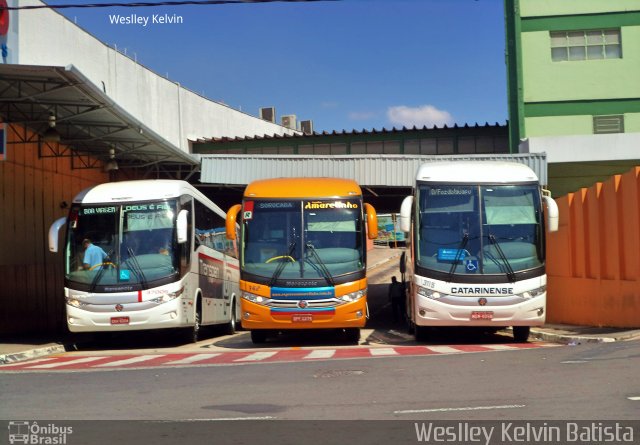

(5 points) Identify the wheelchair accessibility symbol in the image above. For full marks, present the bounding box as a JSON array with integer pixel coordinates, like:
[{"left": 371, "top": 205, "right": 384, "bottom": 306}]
[{"left": 465, "top": 259, "right": 478, "bottom": 273}]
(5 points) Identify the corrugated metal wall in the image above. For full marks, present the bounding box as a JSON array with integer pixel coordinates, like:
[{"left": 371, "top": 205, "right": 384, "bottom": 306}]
[
  {"left": 0, "top": 124, "right": 108, "bottom": 335},
  {"left": 199, "top": 153, "right": 548, "bottom": 187}
]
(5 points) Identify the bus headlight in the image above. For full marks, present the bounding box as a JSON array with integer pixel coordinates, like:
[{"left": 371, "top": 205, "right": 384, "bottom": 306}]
[
  {"left": 150, "top": 287, "right": 183, "bottom": 304},
  {"left": 65, "top": 297, "right": 89, "bottom": 308},
  {"left": 517, "top": 285, "right": 546, "bottom": 299},
  {"left": 340, "top": 290, "right": 366, "bottom": 302},
  {"left": 417, "top": 286, "right": 441, "bottom": 299},
  {"left": 243, "top": 292, "right": 266, "bottom": 304}
]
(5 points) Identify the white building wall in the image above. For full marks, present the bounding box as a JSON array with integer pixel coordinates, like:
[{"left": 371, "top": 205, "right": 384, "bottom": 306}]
[
  {"left": 11, "top": 0, "right": 296, "bottom": 151},
  {"left": 522, "top": 134, "right": 640, "bottom": 164}
]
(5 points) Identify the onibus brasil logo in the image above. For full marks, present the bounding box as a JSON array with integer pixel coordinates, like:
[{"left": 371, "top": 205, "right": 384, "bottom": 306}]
[{"left": 8, "top": 421, "right": 73, "bottom": 444}]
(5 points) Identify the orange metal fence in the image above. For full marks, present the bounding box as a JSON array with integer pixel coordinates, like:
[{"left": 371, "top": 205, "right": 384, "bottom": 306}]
[{"left": 546, "top": 167, "right": 640, "bottom": 327}]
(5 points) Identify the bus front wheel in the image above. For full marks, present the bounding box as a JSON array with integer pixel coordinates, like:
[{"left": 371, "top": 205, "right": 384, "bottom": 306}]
[
  {"left": 415, "top": 325, "right": 429, "bottom": 342},
  {"left": 344, "top": 328, "right": 360, "bottom": 344},
  {"left": 251, "top": 330, "right": 268, "bottom": 344},
  {"left": 225, "top": 301, "right": 237, "bottom": 335},
  {"left": 513, "top": 326, "right": 530, "bottom": 342},
  {"left": 184, "top": 304, "right": 202, "bottom": 344}
]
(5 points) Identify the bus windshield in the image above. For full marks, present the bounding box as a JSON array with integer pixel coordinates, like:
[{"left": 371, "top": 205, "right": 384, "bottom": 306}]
[
  {"left": 416, "top": 184, "right": 543, "bottom": 277},
  {"left": 65, "top": 200, "right": 179, "bottom": 288},
  {"left": 242, "top": 199, "right": 364, "bottom": 281}
]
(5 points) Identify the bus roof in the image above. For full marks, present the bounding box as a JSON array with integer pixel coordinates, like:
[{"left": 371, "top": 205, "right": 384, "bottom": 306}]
[
  {"left": 72, "top": 180, "right": 220, "bottom": 210},
  {"left": 244, "top": 177, "right": 363, "bottom": 199},
  {"left": 416, "top": 161, "right": 539, "bottom": 184}
]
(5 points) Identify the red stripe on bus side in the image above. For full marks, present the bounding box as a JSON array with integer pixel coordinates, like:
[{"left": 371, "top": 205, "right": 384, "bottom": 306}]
[{"left": 198, "top": 253, "right": 224, "bottom": 264}]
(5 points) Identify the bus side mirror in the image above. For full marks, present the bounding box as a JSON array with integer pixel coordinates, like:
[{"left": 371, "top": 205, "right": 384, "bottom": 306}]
[
  {"left": 226, "top": 204, "right": 242, "bottom": 240},
  {"left": 399, "top": 251, "right": 406, "bottom": 275},
  {"left": 400, "top": 196, "right": 413, "bottom": 233},
  {"left": 48, "top": 217, "right": 67, "bottom": 253},
  {"left": 177, "top": 209, "right": 189, "bottom": 244},
  {"left": 543, "top": 194, "right": 559, "bottom": 232},
  {"left": 364, "top": 203, "right": 378, "bottom": 239}
]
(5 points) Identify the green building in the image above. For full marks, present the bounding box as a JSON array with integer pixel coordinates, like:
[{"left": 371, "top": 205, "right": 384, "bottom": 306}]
[{"left": 505, "top": 0, "right": 640, "bottom": 196}]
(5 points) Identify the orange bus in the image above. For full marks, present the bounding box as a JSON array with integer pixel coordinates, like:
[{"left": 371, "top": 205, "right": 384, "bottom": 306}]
[{"left": 226, "top": 178, "right": 378, "bottom": 344}]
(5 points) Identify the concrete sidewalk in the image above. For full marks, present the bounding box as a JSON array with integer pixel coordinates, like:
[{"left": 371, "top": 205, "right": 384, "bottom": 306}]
[{"left": 2, "top": 246, "right": 639, "bottom": 365}]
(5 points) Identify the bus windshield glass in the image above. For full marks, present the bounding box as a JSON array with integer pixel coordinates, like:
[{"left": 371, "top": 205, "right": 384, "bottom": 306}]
[
  {"left": 242, "top": 199, "right": 364, "bottom": 281},
  {"left": 416, "top": 184, "right": 543, "bottom": 277},
  {"left": 65, "top": 200, "right": 179, "bottom": 287}
]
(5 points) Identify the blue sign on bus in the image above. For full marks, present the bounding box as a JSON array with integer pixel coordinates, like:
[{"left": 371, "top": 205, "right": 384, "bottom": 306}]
[{"left": 437, "top": 248, "right": 467, "bottom": 262}]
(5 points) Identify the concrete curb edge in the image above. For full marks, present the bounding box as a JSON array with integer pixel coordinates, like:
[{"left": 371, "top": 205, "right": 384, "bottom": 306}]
[{"left": 0, "top": 343, "right": 68, "bottom": 365}]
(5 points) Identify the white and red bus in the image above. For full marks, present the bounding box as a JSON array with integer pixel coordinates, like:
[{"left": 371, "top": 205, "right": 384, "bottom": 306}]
[
  {"left": 400, "top": 161, "right": 559, "bottom": 342},
  {"left": 49, "top": 180, "right": 240, "bottom": 342}
]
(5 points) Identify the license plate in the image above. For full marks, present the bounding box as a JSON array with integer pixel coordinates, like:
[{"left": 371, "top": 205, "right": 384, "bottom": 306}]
[
  {"left": 292, "top": 314, "right": 313, "bottom": 323},
  {"left": 111, "top": 316, "right": 130, "bottom": 325},
  {"left": 470, "top": 311, "right": 493, "bottom": 320}
]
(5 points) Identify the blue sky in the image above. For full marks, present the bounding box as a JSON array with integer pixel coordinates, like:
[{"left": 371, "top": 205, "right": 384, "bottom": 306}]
[{"left": 56, "top": 0, "right": 507, "bottom": 133}]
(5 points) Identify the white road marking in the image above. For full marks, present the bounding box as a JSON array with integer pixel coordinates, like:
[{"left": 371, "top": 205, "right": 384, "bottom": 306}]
[
  {"left": 234, "top": 351, "right": 277, "bottom": 362},
  {"left": 426, "top": 346, "right": 461, "bottom": 354},
  {"left": 304, "top": 349, "right": 336, "bottom": 359},
  {"left": 394, "top": 404, "right": 526, "bottom": 414},
  {"left": 27, "top": 356, "right": 107, "bottom": 369},
  {"left": 482, "top": 344, "right": 517, "bottom": 350},
  {"left": 165, "top": 353, "right": 221, "bottom": 365},
  {"left": 627, "top": 396, "right": 640, "bottom": 401},
  {"left": 369, "top": 348, "right": 399, "bottom": 356},
  {"left": 95, "top": 355, "right": 161, "bottom": 367}
]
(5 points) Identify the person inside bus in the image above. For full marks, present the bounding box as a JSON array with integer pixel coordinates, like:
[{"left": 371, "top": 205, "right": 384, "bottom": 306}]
[{"left": 82, "top": 238, "right": 108, "bottom": 270}]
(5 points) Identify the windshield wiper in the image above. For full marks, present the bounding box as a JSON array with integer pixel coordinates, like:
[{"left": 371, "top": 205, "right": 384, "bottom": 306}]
[
  {"left": 269, "top": 241, "right": 296, "bottom": 287},
  {"left": 305, "top": 243, "right": 335, "bottom": 286},
  {"left": 90, "top": 249, "right": 114, "bottom": 292},
  {"left": 445, "top": 233, "right": 469, "bottom": 283},
  {"left": 488, "top": 234, "right": 516, "bottom": 283},
  {"left": 127, "top": 247, "right": 149, "bottom": 289}
]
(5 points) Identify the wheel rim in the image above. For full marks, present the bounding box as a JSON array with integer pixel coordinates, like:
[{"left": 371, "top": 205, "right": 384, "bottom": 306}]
[
  {"left": 229, "top": 305, "right": 236, "bottom": 333},
  {"left": 193, "top": 310, "right": 201, "bottom": 341}
]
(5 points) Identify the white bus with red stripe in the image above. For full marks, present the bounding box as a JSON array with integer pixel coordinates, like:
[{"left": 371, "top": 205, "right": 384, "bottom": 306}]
[
  {"left": 399, "top": 162, "right": 559, "bottom": 342},
  {"left": 49, "top": 180, "right": 240, "bottom": 341}
]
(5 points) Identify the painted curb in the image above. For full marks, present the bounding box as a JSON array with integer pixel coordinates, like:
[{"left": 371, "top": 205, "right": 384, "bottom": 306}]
[{"left": 0, "top": 343, "right": 68, "bottom": 365}]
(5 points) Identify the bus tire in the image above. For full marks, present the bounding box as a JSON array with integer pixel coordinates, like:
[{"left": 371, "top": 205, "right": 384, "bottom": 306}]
[
  {"left": 513, "top": 326, "right": 530, "bottom": 342},
  {"left": 251, "top": 330, "right": 267, "bottom": 344},
  {"left": 345, "top": 328, "right": 360, "bottom": 344},
  {"left": 185, "top": 302, "right": 202, "bottom": 344},
  {"left": 415, "top": 325, "right": 428, "bottom": 342},
  {"left": 225, "top": 301, "right": 237, "bottom": 335}
]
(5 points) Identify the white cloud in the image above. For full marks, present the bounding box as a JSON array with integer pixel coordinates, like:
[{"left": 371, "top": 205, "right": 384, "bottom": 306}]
[{"left": 387, "top": 104, "right": 454, "bottom": 128}]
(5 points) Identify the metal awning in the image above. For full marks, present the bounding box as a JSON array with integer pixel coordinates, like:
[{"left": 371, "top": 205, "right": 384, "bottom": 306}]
[
  {"left": 0, "top": 64, "right": 199, "bottom": 171},
  {"left": 199, "top": 153, "right": 548, "bottom": 187}
]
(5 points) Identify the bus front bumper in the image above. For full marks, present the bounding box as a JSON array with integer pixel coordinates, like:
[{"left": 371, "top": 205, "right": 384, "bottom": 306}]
[
  {"left": 414, "top": 294, "right": 546, "bottom": 327},
  {"left": 240, "top": 299, "right": 367, "bottom": 330},
  {"left": 65, "top": 299, "right": 185, "bottom": 332}
]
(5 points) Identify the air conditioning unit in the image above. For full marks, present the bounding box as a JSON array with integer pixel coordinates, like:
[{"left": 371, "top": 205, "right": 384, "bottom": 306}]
[
  {"left": 259, "top": 107, "right": 276, "bottom": 123},
  {"left": 281, "top": 114, "right": 297, "bottom": 130},
  {"left": 300, "top": 120, "right": 314, "bottom": 135}
]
